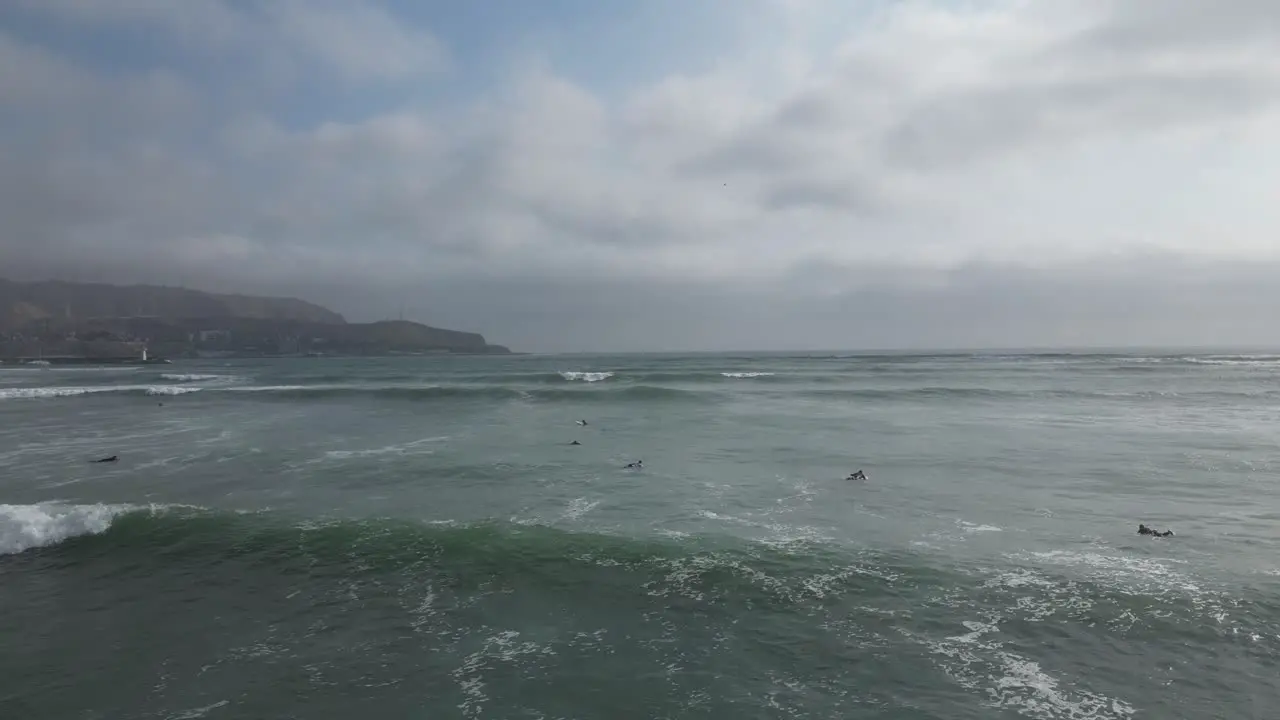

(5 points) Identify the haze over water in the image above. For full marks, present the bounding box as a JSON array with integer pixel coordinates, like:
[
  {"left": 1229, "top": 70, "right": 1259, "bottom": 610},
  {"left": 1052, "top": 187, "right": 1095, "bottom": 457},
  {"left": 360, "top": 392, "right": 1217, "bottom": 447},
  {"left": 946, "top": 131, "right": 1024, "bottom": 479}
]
[{"left": 1, "top": 351, "right": 1278, "bottom": 719}]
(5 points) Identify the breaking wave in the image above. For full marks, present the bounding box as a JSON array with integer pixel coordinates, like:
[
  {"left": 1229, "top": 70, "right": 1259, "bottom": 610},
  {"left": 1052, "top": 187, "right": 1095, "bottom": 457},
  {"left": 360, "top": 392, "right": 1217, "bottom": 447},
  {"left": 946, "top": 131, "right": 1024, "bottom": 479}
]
[
  {"left": 0, "top": 385, "right": 201, "bottom": 400},
  {"left": 0, "top": 502, "right": 140, "bottom": 555},
  {"left": 4, "top": 504, "right": 1265, "bottom": 718},
  {"left": 10, "top": 379, "right": 1280, "bottom": 406},
  {"left": 559, "top": 371, "right": 615, "bottom": 382}
]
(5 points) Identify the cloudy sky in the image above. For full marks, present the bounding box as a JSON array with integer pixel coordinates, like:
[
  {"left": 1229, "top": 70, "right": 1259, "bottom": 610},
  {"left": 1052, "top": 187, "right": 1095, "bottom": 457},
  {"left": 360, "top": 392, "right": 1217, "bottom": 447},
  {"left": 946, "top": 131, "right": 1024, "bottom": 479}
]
[{"left": 3, "top": 0, "right": 1280, "bottom": 352}]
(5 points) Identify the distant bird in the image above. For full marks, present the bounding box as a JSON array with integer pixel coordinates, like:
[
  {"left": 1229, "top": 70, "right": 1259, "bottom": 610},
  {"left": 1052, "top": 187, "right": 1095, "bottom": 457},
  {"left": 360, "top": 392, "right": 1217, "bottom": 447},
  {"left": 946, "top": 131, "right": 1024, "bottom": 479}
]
[
  {"left": 625, "top": 460, "right": 643, "bottom": 469},
  {"left": 570, "top": 440, "right": 581, "bottom": 446}
]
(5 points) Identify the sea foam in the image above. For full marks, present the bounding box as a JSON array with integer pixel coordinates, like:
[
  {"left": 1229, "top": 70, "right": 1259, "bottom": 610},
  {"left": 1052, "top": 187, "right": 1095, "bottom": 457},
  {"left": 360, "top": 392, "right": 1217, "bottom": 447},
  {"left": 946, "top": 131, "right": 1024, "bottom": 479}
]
[
  {"left": 559, "top": 371, "right": 614, "bottom": 382},
  {"left": 0, "top": 503, "right": 132, "bottom": 555},
  {"left": 0, "top": 384, "right": 199, "bottom": 400}
]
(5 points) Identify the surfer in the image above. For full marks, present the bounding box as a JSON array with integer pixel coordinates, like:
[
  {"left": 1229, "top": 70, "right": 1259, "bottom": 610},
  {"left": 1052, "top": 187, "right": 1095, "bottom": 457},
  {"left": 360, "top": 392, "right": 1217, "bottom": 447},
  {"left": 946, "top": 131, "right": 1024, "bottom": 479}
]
[
  {"left": 847, "top": 469, "right": 867, "bottom": 481},
  {"left": 1138, "top": 523, "right": 1174, "bottom": 537},
  {"left": 92, "top": 455, "right": 119, "bottom": 463},
  {"left": 570, "top": 440, "right": 581, "bottom": 446},
  {"left": 625, "top": 460, "right": 643, "bottom": 469},
  {"left": 577, "top": 420, "right": 588, "bottom": 426}
]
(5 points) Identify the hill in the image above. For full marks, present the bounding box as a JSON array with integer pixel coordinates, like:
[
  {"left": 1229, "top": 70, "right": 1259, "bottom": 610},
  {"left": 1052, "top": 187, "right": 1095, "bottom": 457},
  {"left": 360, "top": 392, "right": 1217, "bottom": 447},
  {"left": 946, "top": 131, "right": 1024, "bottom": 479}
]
[
  {"left": 0, "top": 278, "right": 511, "bottom": 358},
  {"left": 0, "top": 277, "right": 344, "bottom": 329}
]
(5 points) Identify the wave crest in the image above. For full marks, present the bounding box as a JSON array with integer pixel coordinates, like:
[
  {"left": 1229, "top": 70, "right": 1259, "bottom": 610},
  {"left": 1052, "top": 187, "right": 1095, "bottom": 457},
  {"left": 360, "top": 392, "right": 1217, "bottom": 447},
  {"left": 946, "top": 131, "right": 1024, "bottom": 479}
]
[
  {"left": 147, "top": 386, "right": 202, "bottom": 396},
  {"left": 0, "top": 503, "right": 134, "bottom": 555},
  {"left": 0, "top": 384, "right": 201, "bottom": 400},
  {"left": 559, "top": 371, "right": 614, "bottom": 382}
]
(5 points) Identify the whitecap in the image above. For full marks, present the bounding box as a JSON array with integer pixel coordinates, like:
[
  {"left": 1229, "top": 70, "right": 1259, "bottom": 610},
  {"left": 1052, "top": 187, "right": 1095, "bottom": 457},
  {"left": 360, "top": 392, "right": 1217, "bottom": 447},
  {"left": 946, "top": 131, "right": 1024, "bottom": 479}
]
[
  {"left": 0, "top": 502, "right": 132, "bottom": 555},
  {"left": 0, "top": 384, "right": 199, "bottom": 400},
  {"left": 322, "top": 436, "right": 447, "bottom": 460},
  {"left": 959, "top": 520, "right": 1004, "bottom": 533},
  {"left": 562, "top": 497, "right": 601, "bottom": 520},
  {"left": 146, "top": 386, "right": 202, "bottom": 396},
  {"left": 559, "top": 371, "right": 614, "bottom": 382},
  {"left": 0, "top": 386, "right": 118, "bottom": 400},
  {"left": 910, "top": 616, "right": 1137, "bottom": 719}
]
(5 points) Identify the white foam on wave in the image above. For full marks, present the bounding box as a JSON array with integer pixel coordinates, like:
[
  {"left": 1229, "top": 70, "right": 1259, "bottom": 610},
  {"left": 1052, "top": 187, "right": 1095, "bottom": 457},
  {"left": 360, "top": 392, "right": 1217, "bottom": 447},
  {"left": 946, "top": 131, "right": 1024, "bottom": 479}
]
[
  {"left": 799, "top": 564, "right": 899, "bottom": 599},
  {"left": 0, "top": 384, "right": 199, "bottom": 400},
  {"left": 408, "top": 583, "right": 440, "bottom": 632},
  {"left": 147, "top": 386, "right": 202, "bottom": 396},
  {"left": 159, "top": 373, "right": 228, "bottom": 382},
  {"left": 990, "top": 653, "right": 1136, "bottom": 719},
  {"left": 985, "top": 569, "right": 1055, "bottom": 590},
  {"left": 168, "top": 700, "right": 230, "bottom": 719},
  {"left": 1007, "top": 549, "right": 1248, "bottom": 633},
  {"left": 646, "top": 553, "right": 790, "bottom": 602},
  {"left": 324, "top": 447, "right": 432, "bottom": 460},
  {"left": 323, "top": 436, "right": 448, "bottom": 460},
  {"left": 1183, "top": 355, "right": 1280, "bottom": 367},
  {"left": 559, "top": 371, "right": 614, "bottom": 382},
  {"left": 452, "top": 630, "right": 556, "bottom": 719},
  {"left": 562, "top": 497, "right": 601, "bottom": 521},
  {"left": 697, "top": 508, "right": 833, "bottom": 549},
  {"left": 0, "top": 386, "right": 120, "bottom": 400},
  {"left": 1015, "top": 550, "right": 1195, "bottom": 593},
  {"left": 721, "top": 371, "right": 776, "bottom": 378},
  {"left": 0, "top": 502, "right": 132, "bottom": 555},
  {"left": 982, "top": 570, "right": 1095, "bottom": 623},
  {"left": 909, "top": 615, "right": 1137, "bottom": 719},
  {"left": 959, "top": 520, "right": 1004, "bottom": 533}
]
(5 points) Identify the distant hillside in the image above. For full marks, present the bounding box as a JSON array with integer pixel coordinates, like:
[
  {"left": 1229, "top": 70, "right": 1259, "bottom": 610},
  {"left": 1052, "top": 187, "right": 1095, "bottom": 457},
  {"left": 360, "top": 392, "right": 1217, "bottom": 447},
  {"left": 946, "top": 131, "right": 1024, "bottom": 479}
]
[
  {"left": 0, "top": 277, "right": 345, "bottom": 330},
  {"left": 0, "top": 278, "right": 511, "bottom": 356}
]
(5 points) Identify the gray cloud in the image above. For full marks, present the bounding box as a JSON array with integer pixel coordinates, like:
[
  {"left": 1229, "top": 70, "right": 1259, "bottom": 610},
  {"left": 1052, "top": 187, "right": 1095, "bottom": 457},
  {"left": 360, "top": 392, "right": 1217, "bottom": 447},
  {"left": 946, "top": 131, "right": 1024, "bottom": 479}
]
[
  {"left": 881, "top": 71, "right": 1280, "bottom": 171},
  {"left": 3, "top": 0, "right": 1280, "bottom": 351},
  {"left": 1073, "top": 0, "right": 1280, "bottom": 56}
]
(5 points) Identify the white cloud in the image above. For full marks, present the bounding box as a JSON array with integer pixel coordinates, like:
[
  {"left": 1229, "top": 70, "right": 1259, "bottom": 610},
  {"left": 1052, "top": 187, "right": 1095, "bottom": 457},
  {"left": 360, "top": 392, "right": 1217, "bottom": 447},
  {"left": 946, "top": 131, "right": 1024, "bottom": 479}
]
[
  {"left": 4, "top": 0, "right": 1280, "bottom": 349},
  {"left": 265, "top": 0, "right": 448, "bottom": 81}
]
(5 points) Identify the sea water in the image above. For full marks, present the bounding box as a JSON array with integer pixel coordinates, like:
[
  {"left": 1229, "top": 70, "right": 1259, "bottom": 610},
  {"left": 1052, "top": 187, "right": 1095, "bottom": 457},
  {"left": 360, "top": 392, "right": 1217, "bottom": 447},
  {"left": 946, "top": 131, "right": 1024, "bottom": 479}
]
[{"left": 1, "top": 352, "right": 1277, "bottom": 718}]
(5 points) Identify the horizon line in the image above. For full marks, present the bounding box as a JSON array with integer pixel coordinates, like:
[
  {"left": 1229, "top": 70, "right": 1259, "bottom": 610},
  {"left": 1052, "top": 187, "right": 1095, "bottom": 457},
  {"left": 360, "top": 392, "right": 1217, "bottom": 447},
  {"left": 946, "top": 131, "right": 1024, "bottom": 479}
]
[{"left": 508, "top": 344, "right": 1280, "bottom": 357}]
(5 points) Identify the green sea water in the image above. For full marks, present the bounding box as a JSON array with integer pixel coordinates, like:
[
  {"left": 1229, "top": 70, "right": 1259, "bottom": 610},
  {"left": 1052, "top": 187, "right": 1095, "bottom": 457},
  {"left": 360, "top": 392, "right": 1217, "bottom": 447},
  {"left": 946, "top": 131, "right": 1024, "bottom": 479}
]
[{"left": 1, "top": 352, "right": 1278, "bottom": 718}]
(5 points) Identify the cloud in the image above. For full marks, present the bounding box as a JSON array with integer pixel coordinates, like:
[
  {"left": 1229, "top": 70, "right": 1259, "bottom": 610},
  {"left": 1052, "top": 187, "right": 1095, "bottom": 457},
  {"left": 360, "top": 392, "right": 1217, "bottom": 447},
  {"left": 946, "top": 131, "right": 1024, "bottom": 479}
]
[
  {"left": 265, "top": 0, "right": 448, "bottom": 81},
  {"left": 2, "top": 0, "right": 1280, "bottom": 350}
]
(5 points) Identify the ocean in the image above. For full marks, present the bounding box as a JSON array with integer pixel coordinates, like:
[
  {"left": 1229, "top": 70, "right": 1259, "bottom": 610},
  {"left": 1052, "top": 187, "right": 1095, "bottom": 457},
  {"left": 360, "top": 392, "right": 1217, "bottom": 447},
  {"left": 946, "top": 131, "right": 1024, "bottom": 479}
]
[{"left": 1, "top": 352, "right": 1277, "bottom": 719}]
